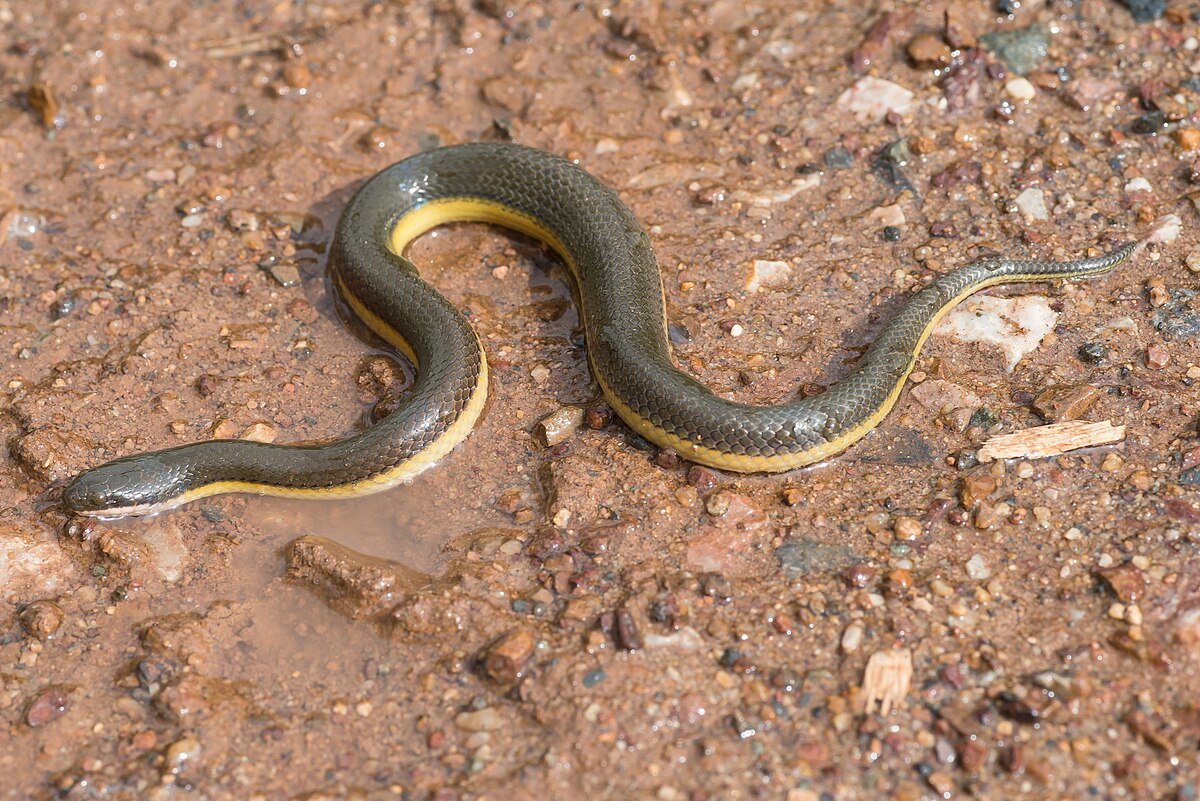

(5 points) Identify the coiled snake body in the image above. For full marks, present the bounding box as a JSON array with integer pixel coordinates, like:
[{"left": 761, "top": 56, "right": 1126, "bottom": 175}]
[{"left": 63, "top": 143, "right": 1133, "bottom": 516}]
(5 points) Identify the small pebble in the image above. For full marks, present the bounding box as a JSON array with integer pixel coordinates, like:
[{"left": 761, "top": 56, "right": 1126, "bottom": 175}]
[
  {"left": 959, "top": 475, "right": 995, "bottom": 509},
  {"left": 674, "top": 486, "right": 698, "bottom": 507},
  {"left": 841, "top": 622, "right": 864, "bottom": 653},
  {"left": 19, "top": 601, "right": 64, "bottom": 639},
  {"left": 534, "top": 406, "right": 584, "bottom": 447},
  {"left": 965, "top": 554, "right": 991, "bottom": 580},
  {"left": 1031, "top": 384, "right": 1100, "bottom": 422},
  {"left": 745, "top": 259, "right": 792, "bottom": 292},
  {"left": 930, "top": 579, "right": 954, "bottom": 598},
  {"left": 1177, "top": 128, "right": 1200, "bottom": 151},
  {"left": 1147, "top": 279, "right": 1169, "bottom": 308},
  {"left": 1186, "top": 250, "right": 1200, "bottom": 273},
  {"left": 1124, "top": 176, "right": 1153, "bottom": 194},
  {"left": 1014, "top": 187, "right": 1049, "bottom": 221},
  {"left": 975, "top": 501, "right": 1010, "bottom": 529},
  {"left": 164, "top": 736, "right": 201, "bottom": 774},
  {"left": 887, "top": 568, "right": 912, "bottom": 590},
  {"left": 239, "top": 422, "right": 277, "bottom": 443},
  {"left": 226, "top": 209, "right": 259, "bottom": 232},
  {"left": 907, "top": 33, "right": 951, "bottom": 68},
  {"left": 1078, "top": 342, "right": 1106, "bottom": 363},
  {"left": 1146, "top": 345, "right": 1170, "bottom": 369},
  {"left": 893, "top": 516, "right": 921, "bottom": 540},
  {"left": 455, "top": 708, "right": 504, "bottom": 732},
  {"left": 269, "top": 262, "right": 301, "bottom": 288},
  {"left": 25, "top": 687, "right": 71, "bottom": 727},
  {"left": 1101, "top": 452, "right": 1124, "bottom": 472},
  {"left": 483, "top": 630, "right": 534, "bottom": 684},
  {"left": 1005, "top": 77, "right": 1036, "bottom": 101}
]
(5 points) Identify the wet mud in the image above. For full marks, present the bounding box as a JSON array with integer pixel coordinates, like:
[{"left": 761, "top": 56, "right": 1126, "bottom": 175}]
[{"left": 1, "top": 0, "right": 1199, "bottom": 799}]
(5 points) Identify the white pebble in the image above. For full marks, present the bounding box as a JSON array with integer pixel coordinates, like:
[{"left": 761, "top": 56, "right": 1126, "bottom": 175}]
[
  {"left": 1123, "top": 176, "right": 1152, "bottom": 194},
  {"left": 965, "top": 554, "right": 991, "bottom": 580},
  {"left": 1187, "top": 249, "right": 1200, "bottom": 273},
  {"left": 1014, "top": 187, "right": 1049, "bottom": 221},
  {"left": 745, "top": 259, "right": 792, "bottom": 292},
  {"left": 1148, "top": 213, "right": 1181, "bottom": 245},
  {"left": 836, "top": 76, "right": 915, "bottom": 123},
  {"left": 1005, "top": 77, "right": 1036, "bottom": 101},
  {"left": 841, "top": 622, "right": 864, "bottom": 653}
]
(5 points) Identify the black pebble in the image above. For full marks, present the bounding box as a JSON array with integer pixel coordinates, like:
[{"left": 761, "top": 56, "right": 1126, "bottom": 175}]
[
  {"left": 49, "top": 294, "right": 77, "bottom": 320},
  {"left": 1078, "top": 342, "right": 1106, "bottom": 363}
]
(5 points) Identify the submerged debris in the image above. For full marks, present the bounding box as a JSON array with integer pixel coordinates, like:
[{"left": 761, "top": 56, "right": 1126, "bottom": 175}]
[{"left": 861, "top": 648, "right": 913, "bottom": 715}]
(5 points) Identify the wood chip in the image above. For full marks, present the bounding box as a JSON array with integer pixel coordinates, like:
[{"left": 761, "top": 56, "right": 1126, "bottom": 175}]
[
  {"left": 861, "top": 647, "right": 913, "bottom": 715},
  {"left": 977, "top": 420, "right": 1125, "bottom": 463}
]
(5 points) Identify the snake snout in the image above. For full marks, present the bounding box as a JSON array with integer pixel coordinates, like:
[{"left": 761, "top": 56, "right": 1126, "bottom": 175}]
[
  {"left": 63, "top": 455, "right": 181, "bottom": 515},
  {"left": 62, "top": 473, "right": 108, "bottom": 513}
]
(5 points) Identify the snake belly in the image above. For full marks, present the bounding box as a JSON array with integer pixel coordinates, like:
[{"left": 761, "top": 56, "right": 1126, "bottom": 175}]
[{"left": 61, "top": 142, "right": 1134, "bottom": 516}]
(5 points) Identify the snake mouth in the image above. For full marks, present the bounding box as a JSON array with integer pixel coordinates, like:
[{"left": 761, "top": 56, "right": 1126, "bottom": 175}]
[{"left": 67, "top": 500, "right": 168, "bottom": 519}]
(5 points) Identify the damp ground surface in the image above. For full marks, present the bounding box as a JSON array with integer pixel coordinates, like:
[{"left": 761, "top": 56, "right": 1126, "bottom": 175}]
[{"left": 2, "top": 0, "right": 1200, "bottom": 799}]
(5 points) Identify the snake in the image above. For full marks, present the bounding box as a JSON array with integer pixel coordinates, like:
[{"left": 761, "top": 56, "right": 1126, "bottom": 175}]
[{"left": 62, "top": 142, "right": 1135, "bottom": 517}]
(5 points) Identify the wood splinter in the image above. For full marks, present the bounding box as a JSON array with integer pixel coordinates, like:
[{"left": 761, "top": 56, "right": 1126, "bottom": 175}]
[{"left": 977, "top": 420, "right": 1126, "bottom": 463}]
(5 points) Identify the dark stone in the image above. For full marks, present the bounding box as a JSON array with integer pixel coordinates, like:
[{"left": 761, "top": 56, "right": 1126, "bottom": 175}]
[
  {"left": 1078, "top": 342, "right": 1106, "bottom": 363},
  {"left": 1132, "top": 110, "right": 1166, "bottom": 135},
  {"left": 1118, "top": 0, "right": 1166, "bottom": 22},
  {"left": 968, "top": 408, "right": 998, "bottom": 430},
  {"left": 881, "top": 139, "right": 911, "bottom": 165},
  {"left": 49, "top": 294, "right": 77, "bottom": 320},
  {"left": 1151, "top": 288, "right": 1200, "bottom": 341},
  {"left": 667, "top": 322, "right": 691, "bottom": 344},
  {"left": 980, "top": 24, "right": 1048, "bottom": 75},
  {"left": 824, "top": 146, "right": 853, "bottom": 170},
  {"left": 775, "top": 537, "right": 859, "bottom": 577}
]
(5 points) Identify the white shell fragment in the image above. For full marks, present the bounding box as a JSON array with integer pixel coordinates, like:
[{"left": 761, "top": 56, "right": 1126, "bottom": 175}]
[{"left": 936, "top": 295, "right": 1058, "bottom": 371}]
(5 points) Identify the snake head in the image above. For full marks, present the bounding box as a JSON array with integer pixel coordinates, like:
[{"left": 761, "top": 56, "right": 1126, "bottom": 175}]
[{"left": 62, "top": 455, "right": 184, "bottom": 518}]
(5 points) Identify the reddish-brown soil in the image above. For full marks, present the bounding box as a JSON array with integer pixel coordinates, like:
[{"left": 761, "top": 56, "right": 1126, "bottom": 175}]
[{"left": 1, "top": 1, "right": 1198, "bottom": 799}]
